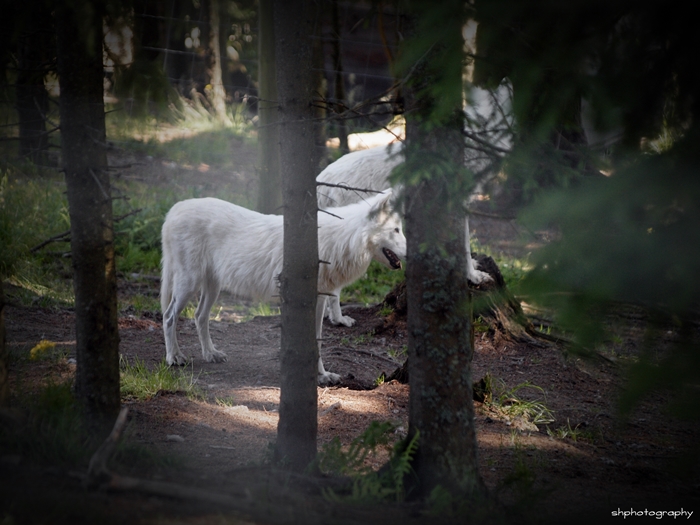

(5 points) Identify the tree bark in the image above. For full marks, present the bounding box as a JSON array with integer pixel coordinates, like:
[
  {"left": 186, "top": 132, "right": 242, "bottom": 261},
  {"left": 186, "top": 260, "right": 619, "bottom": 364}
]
[
  {"left": 330, "top": 0, "right": 349, "bottom": 154},
  {"left": 55, "top": 0, "right": 121, "bottom": 435},
  {"left": 400, "top": 0, "right": 483, "bottom": 500},
  {"left": 0, "top": 281, "right": 8, "bottom": 407},
  {"left": 256, "top": 0, "right": 282, "bottom": 214},
  {"left": 16, "top": 11, "right": 53, "bottom": 165},
  {"left": 206, "top": 0, "right": 230, "bottom": 124},
  {"left": 273, "top": 0, "right": 319, "bottom": 472}
]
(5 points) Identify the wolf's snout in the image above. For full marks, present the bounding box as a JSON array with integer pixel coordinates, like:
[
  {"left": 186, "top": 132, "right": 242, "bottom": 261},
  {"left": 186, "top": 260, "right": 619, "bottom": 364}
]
[{"left": 383, "top": 247, "right": 402, "bottom": 270}]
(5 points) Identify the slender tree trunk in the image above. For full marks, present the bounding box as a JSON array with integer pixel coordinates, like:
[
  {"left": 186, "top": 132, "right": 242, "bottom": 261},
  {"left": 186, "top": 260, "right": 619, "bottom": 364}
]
[
  {"left": 207, "top": 0, "right": 229, "bottom": 124},
  {"left": 56, "top": 0, "right": 121, "bottom": 435},
  {"left": 401, "top": 0, "right": 483, "bottom": 500},
  {"left": 330, "top": 0, "right": 348, "bottom": 154},
  {"left": 273, "top": 0, "right": 320, "bottom": 472},
  {"left": 0, "top": 281, "right": 8, "bottom": 407},
  {"left": 16, "top": 13, "right": 52, "bottom": 165},
  {"left": 256, "top": 0, "right": 282, "bottom": 214}
]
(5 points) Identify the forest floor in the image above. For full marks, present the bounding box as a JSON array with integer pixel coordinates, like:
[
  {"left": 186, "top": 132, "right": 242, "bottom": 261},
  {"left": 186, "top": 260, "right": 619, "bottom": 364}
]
[{"left": 2, "top": 133, "right": 699, "bottom": 524}]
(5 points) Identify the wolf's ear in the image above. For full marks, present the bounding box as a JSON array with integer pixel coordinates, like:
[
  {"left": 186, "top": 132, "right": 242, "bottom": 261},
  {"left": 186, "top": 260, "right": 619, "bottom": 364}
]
[{"left": 371, "top": 188, "right": 394, "bottom": 216}]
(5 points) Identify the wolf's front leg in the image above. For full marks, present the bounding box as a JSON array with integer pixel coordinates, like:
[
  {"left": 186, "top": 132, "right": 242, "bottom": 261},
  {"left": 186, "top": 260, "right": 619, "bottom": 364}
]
[
  {"left": 465, "top": 216, "right": 492, "bottom": 285},
  {"left": 318, "top": 357, "right": 341, "bottom": 385},
  {"left": 194, "top": 287, "right": 227, "bottom": 363},
  {"left": 325, "top": 290, "right": 356, "bottom": 327},
  {"left": 316, "top": 296, "right": 341, "bottom": 385}
]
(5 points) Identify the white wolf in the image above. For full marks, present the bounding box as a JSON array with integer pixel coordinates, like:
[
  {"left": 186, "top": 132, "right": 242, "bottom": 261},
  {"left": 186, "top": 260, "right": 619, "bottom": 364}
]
[
  {"left": 160, "top": 190, "right": 405, "bottom": 385},
  {"left": 316, "top": 142, "right": 492, "bottom": 327}
]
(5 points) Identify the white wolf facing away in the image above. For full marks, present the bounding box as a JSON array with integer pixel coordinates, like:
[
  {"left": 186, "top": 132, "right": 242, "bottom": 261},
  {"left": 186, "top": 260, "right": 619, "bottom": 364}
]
[
  {"left": 160, "top": 190, "right": 406, "bottom": 385},
  {"left": 316, "top": 143, "right": 492, "bottom": 327}
]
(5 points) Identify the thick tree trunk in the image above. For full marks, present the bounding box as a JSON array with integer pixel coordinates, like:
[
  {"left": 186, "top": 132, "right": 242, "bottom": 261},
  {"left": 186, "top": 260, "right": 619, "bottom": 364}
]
[
  {"left": 400, "top": 0, "right": 483, "bottom": 500},
  {"left": 256, "top": 0, "right": 282, "bottom": 214},
  {"left": 56, "top": 0, "right": 121, "bottom": 435},
  {"left": 273, "top": 0, "right": 319, "bottom": 472}
]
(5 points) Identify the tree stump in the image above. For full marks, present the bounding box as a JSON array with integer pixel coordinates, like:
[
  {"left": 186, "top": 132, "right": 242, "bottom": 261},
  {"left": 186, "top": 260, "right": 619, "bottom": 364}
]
[{"left": 381, "top": 253, "right": 543, "bottom": 385}]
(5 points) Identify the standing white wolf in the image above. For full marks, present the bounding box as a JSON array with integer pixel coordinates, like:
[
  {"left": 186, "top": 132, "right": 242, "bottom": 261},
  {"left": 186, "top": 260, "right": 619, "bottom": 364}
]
[
  {"left": 160, "top": 190, "right": 405, "bottom": 385},
  {"left": 317, "top": 142, "right": 492, "bottom": 327}
]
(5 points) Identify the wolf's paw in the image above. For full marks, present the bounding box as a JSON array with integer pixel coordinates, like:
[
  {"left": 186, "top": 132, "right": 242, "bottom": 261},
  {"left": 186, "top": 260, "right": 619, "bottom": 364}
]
[
  {"left": 204, "top": 349, "right": 228, "bottom": 363},
  {"left": 468, "top": 268, "right": 492, "bottom": 285},
  {"left": 329, "top": 315, "right": 356, "bottom": 327},
  {"left": 166, "top": 353, "right": 189, "bottom": 366},
  {"left": 318, "top": 371, "right": 341, "bottom": 386}
]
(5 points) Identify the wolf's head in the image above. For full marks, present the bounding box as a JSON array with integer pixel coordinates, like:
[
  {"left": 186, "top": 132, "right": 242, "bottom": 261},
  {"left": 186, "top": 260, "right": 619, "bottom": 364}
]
[{"left": 367, "top": 189, "right": 406, "bottom": 270}]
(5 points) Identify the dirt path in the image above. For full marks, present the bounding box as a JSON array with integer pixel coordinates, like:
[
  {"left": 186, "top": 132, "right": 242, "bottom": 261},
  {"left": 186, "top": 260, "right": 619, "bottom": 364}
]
[{"left": 4, "top": 284, "right": 699, "bottom": 523}]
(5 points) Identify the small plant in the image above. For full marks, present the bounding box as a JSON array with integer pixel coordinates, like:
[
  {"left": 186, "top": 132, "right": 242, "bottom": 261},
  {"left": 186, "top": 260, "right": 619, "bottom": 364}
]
[
  {"left": 378, "top": 304, "right": 394, "bottom": 317},
  {"left": 29, "top": 340, "right": 57, "bottom": 361},
  {"left": 318, "top": 421, "right": 419, "bottom": 504},
  {"left": 474, "top": 316, "right": 490, "bottom": 333},
  {"left": 250, "top": 303, "right": 280, "bottom": 317},
  {"left": 387, "top": 345, "right": 408, "bottom": 361},
  {"left": 547, "top": 419, "right": 592, "bottom": 442},
  {"left": 119, "top": 356, "right": 202, "bottom": 401},
  {"left": 215, "top": 396, "right": 238, "bottom": 407},
  {"left": 482, "top": 375, "right": 554, "bottom": 427}
]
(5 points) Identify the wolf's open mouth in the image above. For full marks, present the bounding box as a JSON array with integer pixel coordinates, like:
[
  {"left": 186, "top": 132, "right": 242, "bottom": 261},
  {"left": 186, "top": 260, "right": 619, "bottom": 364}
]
[{"left": 382, "top": 248, "right": 402, "bottom": 270}]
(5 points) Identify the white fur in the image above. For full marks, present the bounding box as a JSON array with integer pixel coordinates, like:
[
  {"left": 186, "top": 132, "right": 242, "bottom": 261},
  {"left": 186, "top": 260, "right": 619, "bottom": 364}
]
[
  {"left": 160, "top": 190, "right": 405, "bottom": 385},
  {"left": 317, "top": 144, "right": 492, "bottom": 327}
]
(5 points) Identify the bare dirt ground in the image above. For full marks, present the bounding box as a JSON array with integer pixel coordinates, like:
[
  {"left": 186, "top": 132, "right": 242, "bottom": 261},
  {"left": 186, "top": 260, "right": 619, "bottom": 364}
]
[{"left": 2, "top": 136, "right": 699, "bottom": 524}]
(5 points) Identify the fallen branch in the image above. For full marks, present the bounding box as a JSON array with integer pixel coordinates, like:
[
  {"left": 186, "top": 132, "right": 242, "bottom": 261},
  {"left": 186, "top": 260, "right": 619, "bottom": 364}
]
[
  {"left": 317, "top": 181, "right": 384, "bottom": 194},
  {"left": 86, "top": 406, "right": 129, "bottom": 488},
  {"left": 30, "top": 230, "right": 71, "bottom": 253},
  {"left": 83, "top": 406, "right": 245, "bottom": 508}
]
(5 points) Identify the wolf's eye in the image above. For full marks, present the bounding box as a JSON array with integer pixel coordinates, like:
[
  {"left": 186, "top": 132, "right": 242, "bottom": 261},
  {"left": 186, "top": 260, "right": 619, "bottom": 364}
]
[{"left": 394, "top": 228, "right": 400, "bottom": 233}]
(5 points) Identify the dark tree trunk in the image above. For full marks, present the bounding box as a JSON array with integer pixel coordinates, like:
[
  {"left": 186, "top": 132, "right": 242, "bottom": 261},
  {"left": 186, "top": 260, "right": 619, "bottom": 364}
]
[
  {"left": 383, "top": 253, "right": 542, "bottom": 385},
  {"left": 56, "top": 0, "right": 121, "bottom": 435},
  {"left": 330, "top": 0, "right": 348, "bottom": 154},
  {"left": 400, "top": 0, "right": 483, "bottom": 500},
  {"left": 273, "top": 0, "right": 319, "bottom": 472},
  {"left": 0, "top": 281, "right": 8, "bottom": 407},
  {"left": 16, "top": 11, "right": 53, "bottom": 164},
  {"left": 256, "top": 0, "right": 281, "bottom": 214}
]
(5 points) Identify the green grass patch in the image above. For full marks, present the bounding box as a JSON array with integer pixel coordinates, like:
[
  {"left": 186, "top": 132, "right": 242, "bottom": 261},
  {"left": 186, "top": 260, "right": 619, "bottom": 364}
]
[
  {"left": 119, "top": 357, "right": 203, "bottom": 401},
  {"left": 0, "top": 170, "right": 71, "bottom": 276},
  {"left": 106, "top": 100, "right": 254, "bottom": 169},
  {"left": 0, "top": 380, "right": 91, "bottom": 466},
  {"left": 481, "top": 374, "right": 555, "bottom": 427},
  {"left": 341, "top": 261, "right": 405, "bottom": 306}
]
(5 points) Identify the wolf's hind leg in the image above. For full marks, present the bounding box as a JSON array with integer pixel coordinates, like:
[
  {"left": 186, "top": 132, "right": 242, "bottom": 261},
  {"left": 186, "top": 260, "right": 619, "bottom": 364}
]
[{"left": 163, "top": 291, "right": 190, "bottom": 366}]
